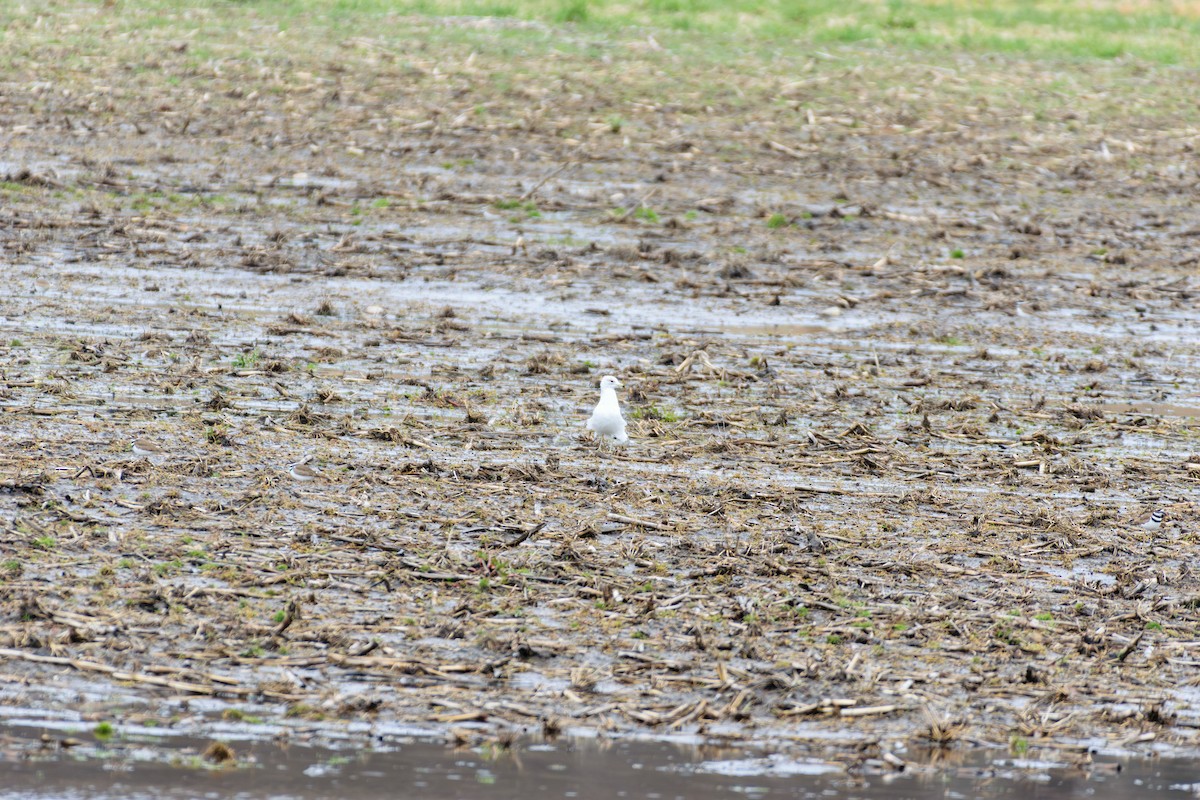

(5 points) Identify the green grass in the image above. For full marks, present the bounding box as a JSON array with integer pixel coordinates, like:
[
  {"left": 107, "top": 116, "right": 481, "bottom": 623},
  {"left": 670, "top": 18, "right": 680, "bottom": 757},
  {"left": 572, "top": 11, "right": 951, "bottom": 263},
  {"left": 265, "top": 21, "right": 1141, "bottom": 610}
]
[
  {"left": 631, "top": 405, "right": 680, "bottom": 422},
  {"left": 231, "top": 350, "right": 261, "bottom": 369},
  {"left": 2, "top": 1, "right": 1197, "bottom": 70},
  {"left": 633, "top": 206, "right": 660, "bottom": 223},
  {"left": 222, "top": 708, "right": 264, "bottom": 724},
  {"left": 154, "top": 559, "right": 184, "bottom": 576},
  {"left": 180, "top": 1, "right": 1200, "bottom": 65},
  {"left": 493, "top": 199, "right": 541, "bottom": 219}
]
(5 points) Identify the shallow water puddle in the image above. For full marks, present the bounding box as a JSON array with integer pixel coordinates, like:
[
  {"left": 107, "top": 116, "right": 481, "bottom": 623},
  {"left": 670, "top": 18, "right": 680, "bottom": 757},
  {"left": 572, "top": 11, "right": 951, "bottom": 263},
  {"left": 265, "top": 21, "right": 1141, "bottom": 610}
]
[
  {"left": 0, "top": 725, "right": 1191, "bottom": 800},
  {"left": 719, "top": 322, "right": 833, "bottom": 337},
  {"left": 1101, "top": 402, "right": 1200, "bottom": 419}
]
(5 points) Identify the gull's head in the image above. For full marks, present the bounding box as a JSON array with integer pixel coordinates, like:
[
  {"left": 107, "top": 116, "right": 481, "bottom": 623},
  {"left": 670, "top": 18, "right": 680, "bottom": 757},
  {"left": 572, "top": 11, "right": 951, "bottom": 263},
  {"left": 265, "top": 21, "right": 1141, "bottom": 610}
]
[{"left": 599, "top": 375, "right": 623, "bottom": 391}]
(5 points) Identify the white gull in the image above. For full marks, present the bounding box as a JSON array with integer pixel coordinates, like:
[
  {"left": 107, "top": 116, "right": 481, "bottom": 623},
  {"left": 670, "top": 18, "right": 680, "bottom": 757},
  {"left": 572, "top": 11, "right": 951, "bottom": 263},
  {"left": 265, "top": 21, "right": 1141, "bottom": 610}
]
[{"left": 586, "top": 375, "right": 628, "bottom": 446}]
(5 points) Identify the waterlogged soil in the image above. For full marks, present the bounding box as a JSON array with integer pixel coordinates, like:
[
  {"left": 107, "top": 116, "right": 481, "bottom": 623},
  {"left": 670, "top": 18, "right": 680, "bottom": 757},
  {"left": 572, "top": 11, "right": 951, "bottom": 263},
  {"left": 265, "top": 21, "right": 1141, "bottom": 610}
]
[
  {"left": 0, "top": 724, "right": 1190, "bottom": 800},
  {"left": 1, "top": 10, "right": 1200, "bottom": 780}
]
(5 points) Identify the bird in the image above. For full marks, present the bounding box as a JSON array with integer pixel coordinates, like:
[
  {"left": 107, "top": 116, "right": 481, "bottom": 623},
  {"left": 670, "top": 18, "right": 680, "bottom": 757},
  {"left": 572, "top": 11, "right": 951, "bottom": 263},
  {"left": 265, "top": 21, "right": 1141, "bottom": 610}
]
[
  {"left": 1123, "top": 505, "right": 1165, "bottom": 531},
  {"left": 1137, "top": 508, "right": 1165, "bottom": 531},
  {"left": 586, "top": 375, "right": 628, "bottom": 447},
  {"left": 288, "top": 460, "right": 320, "bottom": 481},
  {"left": 131, "top": 438, "right": 166, "bottom": 458}
]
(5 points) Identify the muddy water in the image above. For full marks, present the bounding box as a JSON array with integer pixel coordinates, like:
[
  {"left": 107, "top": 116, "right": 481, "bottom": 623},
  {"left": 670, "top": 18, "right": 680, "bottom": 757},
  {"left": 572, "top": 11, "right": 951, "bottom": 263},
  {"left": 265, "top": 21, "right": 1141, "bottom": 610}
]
[{"left": 0, "top": 724, "right": 1191, "bottom": 800}]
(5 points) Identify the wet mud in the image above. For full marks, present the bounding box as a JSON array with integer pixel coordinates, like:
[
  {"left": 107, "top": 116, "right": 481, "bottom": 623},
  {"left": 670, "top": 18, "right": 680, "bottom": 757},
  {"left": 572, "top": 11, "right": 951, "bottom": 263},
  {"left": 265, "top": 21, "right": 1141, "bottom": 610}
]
[{"left": 1, "top": 13, "right": 1199, "bottom": 779}]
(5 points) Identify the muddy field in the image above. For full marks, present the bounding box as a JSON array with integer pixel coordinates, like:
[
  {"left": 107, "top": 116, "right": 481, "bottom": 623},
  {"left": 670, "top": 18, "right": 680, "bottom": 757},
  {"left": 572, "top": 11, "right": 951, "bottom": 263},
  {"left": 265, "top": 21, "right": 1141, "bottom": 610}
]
[{"left": 1, "top": 10, "right": 1200, "bottom": 774}]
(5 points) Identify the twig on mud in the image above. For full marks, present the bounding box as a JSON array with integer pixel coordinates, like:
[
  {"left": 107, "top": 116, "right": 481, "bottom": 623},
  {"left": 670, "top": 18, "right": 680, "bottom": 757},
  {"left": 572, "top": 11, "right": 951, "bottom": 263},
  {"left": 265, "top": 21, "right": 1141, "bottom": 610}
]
[
  {"left": 793, "top": 485, "right": 849, "bottom": 495},
  {"left": 767, "top": 140, "right": 809, "bottom": 159},
  {"left": 614, "top": 187, "right": 659, "bottom": 221},
  {"left": 500, "top": 520, "right": 546, "bottom": 547},
  {"left": 432, "top": 709, "right": 488, "bottom": 723},
  {"left": 1116, "top": 630, "right": 1145, "bottom": 663},
  {"left": 675, "top": 349, "right": 720, "bottom": 376},
  {"left": 607, "top": 512, "right": 671, "bottom": 531},
  {"left": 183, "top": 586, "right": 274, "bottom": 600},
  {"left": 397, "top": 558, "right": 473, "bottom": 582},
  {"left": 0, "top": 648, "right": 252, "bottom": 697},
  {"left": 272, "top": 598, "right": 302, "bottom": 637},
  {"left": 839, "top": 704, "right": 900, "bottom": 718},
  {"left": 327, "top": 652, "right": 476, "bottom": 678},
  {"left": 519, "top": 161, "right": 575, "bottom": 201},
  {"left": 348, "top": 640, "right": 380, "bottom": 657}
]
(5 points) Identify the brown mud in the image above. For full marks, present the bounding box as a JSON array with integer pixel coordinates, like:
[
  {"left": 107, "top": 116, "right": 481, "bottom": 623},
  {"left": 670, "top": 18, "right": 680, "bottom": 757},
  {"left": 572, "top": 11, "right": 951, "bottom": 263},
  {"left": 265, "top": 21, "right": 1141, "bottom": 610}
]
[{"left": 1, "top": 12, "right": 1199, "bottom": 777}]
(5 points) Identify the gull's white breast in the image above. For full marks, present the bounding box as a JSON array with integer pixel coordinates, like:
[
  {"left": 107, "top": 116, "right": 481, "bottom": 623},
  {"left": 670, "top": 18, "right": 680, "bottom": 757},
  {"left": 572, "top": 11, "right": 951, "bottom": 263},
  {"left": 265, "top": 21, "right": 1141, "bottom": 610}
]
[{"left": 587, "top": 389, "right": 627, "bottom": 442}]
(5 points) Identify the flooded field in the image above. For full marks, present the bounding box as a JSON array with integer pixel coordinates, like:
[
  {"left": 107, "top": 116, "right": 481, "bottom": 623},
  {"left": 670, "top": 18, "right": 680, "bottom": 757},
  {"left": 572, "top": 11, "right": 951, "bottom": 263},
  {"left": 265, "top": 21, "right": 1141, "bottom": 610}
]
[
  {"left": 3, "top": 721, "right": 1198, "bottom": 800},
  {"left": 1, "top": 5, "right": 1200, "bottom": 787}
]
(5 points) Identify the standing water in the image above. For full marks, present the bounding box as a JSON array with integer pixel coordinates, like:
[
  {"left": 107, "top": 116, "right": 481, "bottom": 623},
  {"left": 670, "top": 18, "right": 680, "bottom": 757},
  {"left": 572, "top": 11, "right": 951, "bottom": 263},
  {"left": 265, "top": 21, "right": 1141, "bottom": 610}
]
[{"left": 0, "top": 725, "right": 1195, "bottom": 799}]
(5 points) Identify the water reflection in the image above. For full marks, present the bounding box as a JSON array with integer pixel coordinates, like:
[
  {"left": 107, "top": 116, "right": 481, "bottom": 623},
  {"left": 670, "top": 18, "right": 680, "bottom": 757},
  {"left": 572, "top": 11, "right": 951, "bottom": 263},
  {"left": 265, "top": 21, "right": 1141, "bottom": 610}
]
[{"left": 0, "top": 727, "right": 1193, "bottom": 800}]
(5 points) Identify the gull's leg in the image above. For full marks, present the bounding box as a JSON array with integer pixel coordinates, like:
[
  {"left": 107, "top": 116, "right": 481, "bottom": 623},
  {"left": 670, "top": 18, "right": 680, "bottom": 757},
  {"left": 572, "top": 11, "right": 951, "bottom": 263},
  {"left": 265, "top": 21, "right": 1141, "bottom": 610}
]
[{"left": 592, "top": 432, "right": 607, "bottom": 491}]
